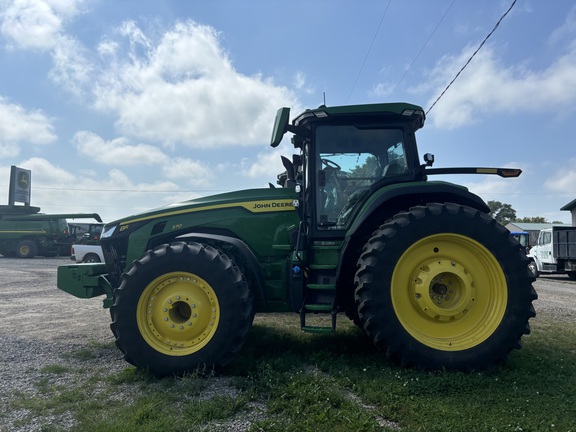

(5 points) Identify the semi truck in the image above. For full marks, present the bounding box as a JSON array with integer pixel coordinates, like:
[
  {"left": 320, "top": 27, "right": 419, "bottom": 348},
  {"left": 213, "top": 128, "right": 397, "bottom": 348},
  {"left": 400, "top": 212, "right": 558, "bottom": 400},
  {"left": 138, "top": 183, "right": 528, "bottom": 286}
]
[{"left": 528, "top": 226, "right": 576, "bottom": 280}]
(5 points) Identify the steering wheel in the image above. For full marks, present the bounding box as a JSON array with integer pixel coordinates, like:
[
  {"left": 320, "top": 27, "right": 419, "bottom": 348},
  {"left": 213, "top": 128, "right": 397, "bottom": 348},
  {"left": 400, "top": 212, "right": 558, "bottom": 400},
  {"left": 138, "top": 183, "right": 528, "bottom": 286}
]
[{"left": 321, "top": 158, "right": 341, "bottom": 170}]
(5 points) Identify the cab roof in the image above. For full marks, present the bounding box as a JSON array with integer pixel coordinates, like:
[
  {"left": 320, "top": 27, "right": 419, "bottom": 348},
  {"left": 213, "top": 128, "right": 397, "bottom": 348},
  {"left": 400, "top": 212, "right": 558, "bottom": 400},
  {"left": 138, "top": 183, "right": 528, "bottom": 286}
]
[{"left": 292, "top": 102, "right": 426, "bottom": 131}]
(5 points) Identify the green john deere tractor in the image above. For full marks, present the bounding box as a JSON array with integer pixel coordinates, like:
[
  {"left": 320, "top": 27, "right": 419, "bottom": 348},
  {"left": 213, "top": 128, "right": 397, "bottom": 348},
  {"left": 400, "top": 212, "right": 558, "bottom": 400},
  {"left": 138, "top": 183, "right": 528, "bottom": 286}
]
[{"left": 57, "top": 102, "right": 536, "bottom": 376}]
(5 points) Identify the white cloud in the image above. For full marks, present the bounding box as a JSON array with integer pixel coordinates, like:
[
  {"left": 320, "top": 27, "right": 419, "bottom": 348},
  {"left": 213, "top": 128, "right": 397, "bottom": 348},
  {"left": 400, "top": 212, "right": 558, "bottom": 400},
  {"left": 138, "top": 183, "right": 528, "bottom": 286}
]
[
  {"left": 242, "top": 142, "right": 295, "bottom": 180},
  {"left": 0, "top": 0, "right": 85, "bottom": 50},
  {"left": 162, "top": 157, "right": 213, "bottom": 187},
  {"left": 73, "top": 132, "right": 215, "bottom": 188},
  {"left": 420, "top": 43, "right": 576, "bottom": 129},
  {"left": 464, "top": 175, "right": 520, "bottom": 199},
  {"left": 72, "top": 131, "right": 169, "bottom": 165},
  {"left": 0, "top": 97, "right": 57, "bottom": 157},
  {"left": 1, "top": 8, "right": 302, "bottom": 149},
  {"left": 19, "top": 156, "right": 74, "bottom": 183},
  {"left": 90, "top": 20, "right": 299, "bottom": 148},
  {"left": 49, "top": 36, "right": 93, "bottom": 96},
  {"left": 0, "top": 0, "right": 92, "bottom": 96}
]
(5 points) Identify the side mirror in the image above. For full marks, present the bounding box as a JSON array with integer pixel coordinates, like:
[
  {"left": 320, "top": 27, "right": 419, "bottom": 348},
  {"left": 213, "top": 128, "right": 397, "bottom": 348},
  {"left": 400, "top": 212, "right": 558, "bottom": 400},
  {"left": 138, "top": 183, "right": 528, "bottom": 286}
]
[
  {"left": 270, "top": 107, "right": 291, "bottom": 147},
  {"left": 423, "top": 153, "right": 435, "bottom": 167}
]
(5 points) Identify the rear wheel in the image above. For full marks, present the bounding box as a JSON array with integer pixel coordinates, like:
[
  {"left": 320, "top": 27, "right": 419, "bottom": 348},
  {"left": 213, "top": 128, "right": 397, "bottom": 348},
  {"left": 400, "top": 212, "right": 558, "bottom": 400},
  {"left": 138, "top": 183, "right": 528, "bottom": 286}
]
[
  {"left": 110, "top": 241, "right": 253, "bottom": 376},
  {"left": 16, "top": 240, "right": 38, "bottom": 258},
  {"left": 355, "top": 203, "right": 537, "bottom": 371},
  {"left": 568, "top": 272, "right": 576, "bottom": 281},
  {"left": 82, "top": 253, "right": 101, "bottom": 263}
]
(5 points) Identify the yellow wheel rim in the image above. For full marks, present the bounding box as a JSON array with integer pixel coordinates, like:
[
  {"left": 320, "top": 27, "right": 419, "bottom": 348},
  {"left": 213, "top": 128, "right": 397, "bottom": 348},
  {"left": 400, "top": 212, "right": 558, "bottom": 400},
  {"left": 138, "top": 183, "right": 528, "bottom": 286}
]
[
  {"left": 391, "top": 234, "right": 507, "bottom": 351},
  {"left": 137, "top": 271, "right": 220, "bottom": 356}
]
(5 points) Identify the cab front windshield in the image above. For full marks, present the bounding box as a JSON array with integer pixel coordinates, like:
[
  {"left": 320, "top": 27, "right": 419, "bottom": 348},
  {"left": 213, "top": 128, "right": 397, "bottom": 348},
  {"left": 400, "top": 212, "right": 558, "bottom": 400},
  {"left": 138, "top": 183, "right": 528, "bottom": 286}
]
[{"left": 316, "top": 124, "right": 407, "bottom": 229}]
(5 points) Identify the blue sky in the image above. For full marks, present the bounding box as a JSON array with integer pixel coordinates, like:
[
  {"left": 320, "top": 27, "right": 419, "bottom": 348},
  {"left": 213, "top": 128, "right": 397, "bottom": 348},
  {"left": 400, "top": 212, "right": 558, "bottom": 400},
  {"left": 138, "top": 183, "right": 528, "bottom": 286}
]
[{"left": 0, "top": 0, "right": 575, "bottom": 224}]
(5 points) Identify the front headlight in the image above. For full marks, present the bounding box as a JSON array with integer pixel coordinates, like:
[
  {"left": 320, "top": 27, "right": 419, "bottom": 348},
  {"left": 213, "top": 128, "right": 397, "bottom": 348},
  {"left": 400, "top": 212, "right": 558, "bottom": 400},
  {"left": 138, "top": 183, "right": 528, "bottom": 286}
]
[{"left": 100, "top": 225, "right": 117, "bottom": 239}]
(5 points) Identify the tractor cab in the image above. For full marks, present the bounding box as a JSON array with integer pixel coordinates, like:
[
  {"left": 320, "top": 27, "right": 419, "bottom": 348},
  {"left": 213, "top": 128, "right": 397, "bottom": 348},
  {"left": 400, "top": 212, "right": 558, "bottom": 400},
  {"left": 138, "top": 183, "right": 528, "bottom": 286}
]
[{"left": 271, "top": 103, "right": 426, "bottom": 234}]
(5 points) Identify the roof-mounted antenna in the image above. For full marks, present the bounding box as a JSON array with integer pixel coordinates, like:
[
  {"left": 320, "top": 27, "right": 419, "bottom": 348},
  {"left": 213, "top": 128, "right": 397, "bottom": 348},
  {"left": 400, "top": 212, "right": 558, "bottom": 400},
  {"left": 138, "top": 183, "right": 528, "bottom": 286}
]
[{"left": 323, "top": 92, "right": 326, "bottom": 106}]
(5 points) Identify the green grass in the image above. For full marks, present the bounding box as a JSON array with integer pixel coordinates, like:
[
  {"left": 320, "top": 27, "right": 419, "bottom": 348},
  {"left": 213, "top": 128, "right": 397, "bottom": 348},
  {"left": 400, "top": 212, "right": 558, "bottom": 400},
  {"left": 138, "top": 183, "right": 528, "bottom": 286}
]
[{"left": 6, "top": 313, "right": 576, "bottom": 432}]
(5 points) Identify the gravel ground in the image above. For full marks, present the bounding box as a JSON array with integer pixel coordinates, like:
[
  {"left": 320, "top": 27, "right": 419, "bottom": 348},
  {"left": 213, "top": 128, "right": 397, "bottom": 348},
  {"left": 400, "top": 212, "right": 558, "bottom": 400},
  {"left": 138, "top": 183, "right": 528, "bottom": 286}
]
[{"left": 0, "top": 256, "right": 575, "bottom": 431}]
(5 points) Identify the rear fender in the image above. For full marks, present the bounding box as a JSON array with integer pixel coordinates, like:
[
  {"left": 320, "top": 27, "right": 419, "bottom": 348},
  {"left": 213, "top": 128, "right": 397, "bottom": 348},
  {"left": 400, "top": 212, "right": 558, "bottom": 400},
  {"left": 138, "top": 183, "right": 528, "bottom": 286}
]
[
  {"left": 347, "top": 181, "right": 489, "bottom": 237},
  {"left": 335, "top": 182, "right": 491, "bottom": 313}
]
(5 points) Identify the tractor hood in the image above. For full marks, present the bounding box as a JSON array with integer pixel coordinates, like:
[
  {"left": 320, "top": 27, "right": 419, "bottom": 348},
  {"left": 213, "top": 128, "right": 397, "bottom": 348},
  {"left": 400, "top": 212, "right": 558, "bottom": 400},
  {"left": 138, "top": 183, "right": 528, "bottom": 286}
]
[{"left": 101, "top": 188, "right": 298, "bottom": 239}]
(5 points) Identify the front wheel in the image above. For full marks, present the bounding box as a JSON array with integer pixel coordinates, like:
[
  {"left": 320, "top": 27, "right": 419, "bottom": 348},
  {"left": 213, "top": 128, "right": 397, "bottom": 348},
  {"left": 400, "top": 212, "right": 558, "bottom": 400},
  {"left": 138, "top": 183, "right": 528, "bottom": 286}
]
[
  {"left": 16, "top": 240, "right": 38, "bottom": 258},
  {"left": 528, "top": 261, "right": 539, "bottom": 278},
  {"left": 110, "top": 242, "right": 253, "bottom": 376},
  {"left": 355, "top": 203, "right": 537, "bottom": 371}
]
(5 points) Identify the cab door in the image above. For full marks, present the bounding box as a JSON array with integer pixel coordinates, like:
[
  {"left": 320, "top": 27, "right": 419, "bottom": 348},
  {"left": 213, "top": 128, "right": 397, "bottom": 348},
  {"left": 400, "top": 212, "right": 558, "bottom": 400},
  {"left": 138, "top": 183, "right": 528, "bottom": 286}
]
[{"left": 537, "top": 230, "right": 555, "bottom": 265}]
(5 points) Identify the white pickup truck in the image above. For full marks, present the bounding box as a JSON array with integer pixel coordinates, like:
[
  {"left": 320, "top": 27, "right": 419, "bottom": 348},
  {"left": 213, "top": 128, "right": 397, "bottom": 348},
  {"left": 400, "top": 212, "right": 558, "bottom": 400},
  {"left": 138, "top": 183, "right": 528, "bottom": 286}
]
[{"left": 70, "top": 244, "right": 104, "bottom": 263}]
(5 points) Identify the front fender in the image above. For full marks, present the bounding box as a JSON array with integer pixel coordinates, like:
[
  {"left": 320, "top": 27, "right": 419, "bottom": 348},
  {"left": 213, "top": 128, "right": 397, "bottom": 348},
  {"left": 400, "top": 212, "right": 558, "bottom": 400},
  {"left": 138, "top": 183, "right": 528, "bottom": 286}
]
[{"left": 176, "top": 232, "right": 267, "bottom": 311}]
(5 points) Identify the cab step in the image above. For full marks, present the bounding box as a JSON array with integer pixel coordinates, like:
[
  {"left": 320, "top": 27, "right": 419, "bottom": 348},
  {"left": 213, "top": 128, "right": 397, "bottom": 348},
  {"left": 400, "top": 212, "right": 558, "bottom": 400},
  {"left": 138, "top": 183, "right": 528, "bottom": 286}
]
[
  {"left": 301, "top": 325, "right": 334, "bottom": 334},
  {"left": 299, "top": 307, "right": 337, "bottom": 333},
  {"left": 304, "top": 304, "right": 332, "bottom": 312}
]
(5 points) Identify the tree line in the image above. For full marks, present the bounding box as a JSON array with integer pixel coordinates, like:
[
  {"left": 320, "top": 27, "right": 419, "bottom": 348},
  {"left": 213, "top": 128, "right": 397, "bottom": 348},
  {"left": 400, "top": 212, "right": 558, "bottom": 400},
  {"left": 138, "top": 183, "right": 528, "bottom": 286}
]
[{"left": 487, "top": 200, "right": 563, "bottom": 226}]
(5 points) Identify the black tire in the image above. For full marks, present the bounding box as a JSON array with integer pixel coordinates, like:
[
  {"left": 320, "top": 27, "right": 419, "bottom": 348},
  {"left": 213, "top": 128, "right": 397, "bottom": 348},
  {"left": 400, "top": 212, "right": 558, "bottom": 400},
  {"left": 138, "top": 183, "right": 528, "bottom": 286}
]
[
  {"left": 528, "top": 261, "right": 539, "bottom": 278},
  {"left": 82, "top": 253, "right": 101, "bottom": 263},
  {"left": 355, "top": 203, "right": 537, "bottom": 371},
  {"left": 15, "top": 240, "right": 38, "bottom": 258},
  {"left": 567, "top": 272, "right": 576, "bottom": 281},
  {"left": 110, "top": 241, "right": 253, "bottom": 377}
]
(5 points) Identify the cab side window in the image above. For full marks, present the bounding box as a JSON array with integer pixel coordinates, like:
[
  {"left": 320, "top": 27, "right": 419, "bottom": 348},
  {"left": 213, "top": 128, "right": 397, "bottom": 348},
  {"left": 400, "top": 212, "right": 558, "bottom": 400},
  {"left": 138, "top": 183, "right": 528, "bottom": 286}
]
[{"left": 315, "top": 125, "right": 406, "bottom": 229}]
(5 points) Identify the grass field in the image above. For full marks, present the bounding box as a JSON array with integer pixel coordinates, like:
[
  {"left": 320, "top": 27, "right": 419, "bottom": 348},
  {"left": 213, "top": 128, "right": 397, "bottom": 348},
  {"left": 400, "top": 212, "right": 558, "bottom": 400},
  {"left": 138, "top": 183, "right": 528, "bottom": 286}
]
[{"left": 5, "top": 312, "right": 576, "bottom": 432}]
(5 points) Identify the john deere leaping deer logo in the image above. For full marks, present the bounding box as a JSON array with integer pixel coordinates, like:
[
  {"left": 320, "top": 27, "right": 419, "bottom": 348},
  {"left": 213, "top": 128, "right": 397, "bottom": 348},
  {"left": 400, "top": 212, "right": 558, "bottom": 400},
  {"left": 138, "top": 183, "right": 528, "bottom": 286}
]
[{"left": 17, "top": 171, "right": 29, "bottom": 189}]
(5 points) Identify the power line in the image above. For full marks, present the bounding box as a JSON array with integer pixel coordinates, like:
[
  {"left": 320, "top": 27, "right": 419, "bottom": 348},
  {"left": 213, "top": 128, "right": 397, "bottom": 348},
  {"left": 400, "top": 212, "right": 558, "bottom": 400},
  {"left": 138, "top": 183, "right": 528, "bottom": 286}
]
[
  {"left": 346, "top": 0, "right": 392, "bottom": 103},
  {"left": 426, "top": 0, "right": 517, "bottom": 115},
  {"left": 0, "top": 184, "right": 229, "bottom": 193},
  {"left": 385, "top": 0, "right": 456, "bottom": 102}
]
